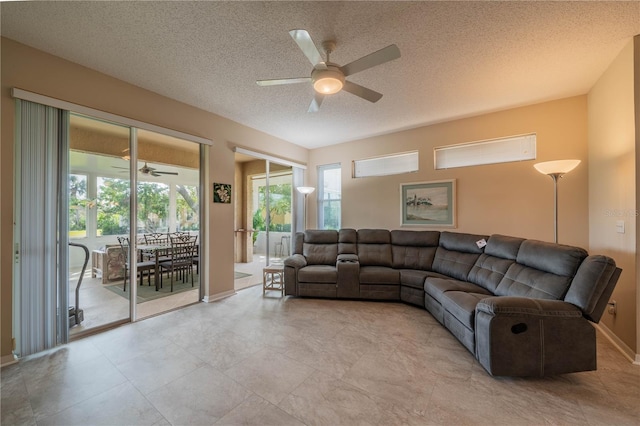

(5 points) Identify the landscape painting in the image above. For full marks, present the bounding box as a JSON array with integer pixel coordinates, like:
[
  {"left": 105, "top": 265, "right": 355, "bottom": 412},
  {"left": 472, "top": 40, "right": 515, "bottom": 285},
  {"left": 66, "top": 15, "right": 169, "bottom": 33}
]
[{"left": 401, "top": 180, "right": 456, "bottom": 227}]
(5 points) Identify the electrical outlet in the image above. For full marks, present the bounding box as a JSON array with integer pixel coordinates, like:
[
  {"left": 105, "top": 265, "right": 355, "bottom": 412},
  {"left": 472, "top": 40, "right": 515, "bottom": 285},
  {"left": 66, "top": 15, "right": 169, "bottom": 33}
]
[{"left": 607, "top": 300, "right": 617, "bottom": 315}]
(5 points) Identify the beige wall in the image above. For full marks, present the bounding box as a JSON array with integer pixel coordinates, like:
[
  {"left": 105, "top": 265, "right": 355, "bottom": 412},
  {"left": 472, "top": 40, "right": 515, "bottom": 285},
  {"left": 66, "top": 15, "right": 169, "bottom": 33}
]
[
  {"left": 309, "top": 96, "right": 589, "bottom": 248},
  {"left": 588, "top": 39, "right": 637, "bottom": 353},
  {"left": 0, "top": 38, "right": 308, "bottom": 359}
]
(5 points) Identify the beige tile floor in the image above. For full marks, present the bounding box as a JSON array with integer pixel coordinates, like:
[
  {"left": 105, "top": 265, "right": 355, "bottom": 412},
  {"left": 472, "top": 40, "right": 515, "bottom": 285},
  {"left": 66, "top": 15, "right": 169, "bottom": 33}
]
[{"left": 2, "top": 284, "right": 639, "bottom": 425}]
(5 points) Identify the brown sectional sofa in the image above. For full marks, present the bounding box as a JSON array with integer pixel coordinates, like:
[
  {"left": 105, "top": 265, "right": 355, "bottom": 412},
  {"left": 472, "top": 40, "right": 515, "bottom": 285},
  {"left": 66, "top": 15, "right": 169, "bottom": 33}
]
[{"left": 283, "top": 229, "right": 621, "bottom": 377}]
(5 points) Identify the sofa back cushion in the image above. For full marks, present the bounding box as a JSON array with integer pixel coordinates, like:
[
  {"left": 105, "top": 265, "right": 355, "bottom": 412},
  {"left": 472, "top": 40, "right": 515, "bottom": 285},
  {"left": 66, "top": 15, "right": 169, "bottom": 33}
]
[
  {"left": 390, "top": 230, "right": 440, "bottom": 270},
  {"left": 357, "top": 229, "right": 392, "bottom": 267},
  {"left": 432, "top": 232, "right": 487, "bottom": 281},
  {"left": 303, "top": 230, "right": 338, "bottom": 265},
  {"left": 339, "top": 228, "right": 357, "bottom": 255},
  {"left": 494, "top": 240, "right": 588, "bottom": 300},
  {"left": 467, "top": 235, "right": 524, "bottom": 292}
]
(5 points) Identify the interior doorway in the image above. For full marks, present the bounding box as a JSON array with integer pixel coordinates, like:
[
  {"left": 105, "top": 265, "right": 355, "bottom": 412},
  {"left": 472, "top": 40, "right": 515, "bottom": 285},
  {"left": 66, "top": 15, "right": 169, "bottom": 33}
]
[{"left": 233, "top": 153, "right": 297, "bottom": 291}]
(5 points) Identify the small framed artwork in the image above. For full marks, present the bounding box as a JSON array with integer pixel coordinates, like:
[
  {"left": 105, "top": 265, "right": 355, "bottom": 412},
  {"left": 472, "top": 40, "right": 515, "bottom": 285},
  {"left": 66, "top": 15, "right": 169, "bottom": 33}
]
[
  {"left": 213, "top": 183, "right": 231, "bottom": 204},
  {"left": 400, "top": 179, "right": 456, "bottom": 227}
]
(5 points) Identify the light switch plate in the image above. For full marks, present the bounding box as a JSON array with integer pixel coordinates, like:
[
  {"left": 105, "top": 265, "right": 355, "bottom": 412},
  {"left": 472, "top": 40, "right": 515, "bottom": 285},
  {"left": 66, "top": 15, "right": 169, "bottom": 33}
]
[{"left": 616, "top": 220, "right": 625, "bottom": 234}]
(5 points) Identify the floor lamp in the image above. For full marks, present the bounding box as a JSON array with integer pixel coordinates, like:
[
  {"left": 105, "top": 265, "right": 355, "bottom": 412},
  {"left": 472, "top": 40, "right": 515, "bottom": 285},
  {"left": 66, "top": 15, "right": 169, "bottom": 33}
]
[
  {"left": 533, "top": 159, "right": 581, "bottom": 243},
  {"left": 296, "top": 186, "right": 315, "bottom": 230}
]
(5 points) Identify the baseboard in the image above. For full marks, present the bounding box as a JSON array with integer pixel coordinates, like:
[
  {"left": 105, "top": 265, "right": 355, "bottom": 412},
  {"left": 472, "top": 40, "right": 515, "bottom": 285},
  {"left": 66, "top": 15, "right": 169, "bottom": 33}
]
[
  {"left": 202, "top": 289, "right": 236, "bottom": 303},
  {"left": 593, "top": 322, "right": 639, "bottom": 365},
  {"left": 1, "top": 354, "right": 18, "bottom": 368}
]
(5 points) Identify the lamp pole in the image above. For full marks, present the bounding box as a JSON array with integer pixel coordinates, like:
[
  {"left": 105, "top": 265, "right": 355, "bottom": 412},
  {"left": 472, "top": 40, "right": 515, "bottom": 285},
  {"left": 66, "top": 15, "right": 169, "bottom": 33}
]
[
  {"left": 548, "top": 173, "right": 561, "bottom": 244},
  {"left": 533, "top": 160, "right": 580, "bottom": 244},
  {"left": 296, "top": 186, "right": 315, "bottom": 230}
]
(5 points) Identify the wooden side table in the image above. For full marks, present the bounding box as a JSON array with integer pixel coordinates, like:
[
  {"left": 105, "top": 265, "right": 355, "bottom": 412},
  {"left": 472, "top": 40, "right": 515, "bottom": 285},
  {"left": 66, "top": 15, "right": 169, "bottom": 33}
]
[{"left": 263, "top": 264, "right": 284, "bottom": 296}]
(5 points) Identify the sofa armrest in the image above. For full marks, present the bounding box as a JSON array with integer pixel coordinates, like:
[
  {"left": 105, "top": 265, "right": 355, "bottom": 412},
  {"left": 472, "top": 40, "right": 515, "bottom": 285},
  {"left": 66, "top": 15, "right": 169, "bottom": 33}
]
[
  {"left": 284, "top": 254, "right": 306, "bottom": 296},
  {"left": 476, "top": 296, "right": 583, "bottom": 319},
  {"left": 337, "top": 254, "right": 358, "bottom": 263},
  {"left": 337, "top": 254, "right": 359, "bottom": 298},
  {"left": 475, "top": 296, "right": 595, "bottom": 377},
  {"left": 284, "top": 254, "right": 307, "bottom": 269}
]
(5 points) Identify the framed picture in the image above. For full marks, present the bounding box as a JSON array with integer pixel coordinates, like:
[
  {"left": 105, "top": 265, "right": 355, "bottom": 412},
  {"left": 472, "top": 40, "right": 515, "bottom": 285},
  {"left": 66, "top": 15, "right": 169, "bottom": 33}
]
[
  {"left": 213, "top": 183, "right": 231, "bottom": 204},
  {"left": 400, "top": 179, "right": 456, "bottom": 227}
]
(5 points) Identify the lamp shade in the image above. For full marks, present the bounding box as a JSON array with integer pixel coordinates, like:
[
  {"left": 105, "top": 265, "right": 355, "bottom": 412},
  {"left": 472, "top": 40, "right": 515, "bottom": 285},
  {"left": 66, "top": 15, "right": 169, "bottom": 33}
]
[
  {"left": 534, "top": 159, "right": 581, "bottom": 176},
  {"left": 296, "top": 186, "right": 315, "bottom": 195}
]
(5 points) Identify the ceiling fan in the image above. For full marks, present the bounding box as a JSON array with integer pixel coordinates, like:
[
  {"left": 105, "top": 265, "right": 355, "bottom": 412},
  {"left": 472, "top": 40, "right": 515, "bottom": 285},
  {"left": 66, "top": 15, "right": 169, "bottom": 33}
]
[
  {"left": 112, "top": 162, "right": 178, "bottom": 177},
  {"left": 257, "top": 30, "right": 401, "bottom": 112}
]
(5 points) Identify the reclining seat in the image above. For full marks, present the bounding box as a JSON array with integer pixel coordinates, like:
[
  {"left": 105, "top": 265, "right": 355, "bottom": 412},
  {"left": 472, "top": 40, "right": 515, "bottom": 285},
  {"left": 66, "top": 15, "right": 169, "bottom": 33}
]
[
  {"left": 357, "top": 229, "right": 399, "bottom": 300},
  {"left": 390, "top": 230, "right": 440, "bottom": 307},
  {"left": 435, "top": 234, "right": 524, "bottom": 353},
  {"left": 424, "top": 231, "right": 490, "bottom": 327},
  {"left": 474, "top": 239, "right": 614, "bottom": 376},
  {"left": 283, "top": 230, "right": 339, "bottom": 297}
]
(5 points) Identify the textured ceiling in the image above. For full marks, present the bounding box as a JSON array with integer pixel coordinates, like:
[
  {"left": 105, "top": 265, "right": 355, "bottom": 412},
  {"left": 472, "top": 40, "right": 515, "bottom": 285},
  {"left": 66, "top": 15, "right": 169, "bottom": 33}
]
[{"left": 2, "top": 1, "right": 639, "bottom": 149}]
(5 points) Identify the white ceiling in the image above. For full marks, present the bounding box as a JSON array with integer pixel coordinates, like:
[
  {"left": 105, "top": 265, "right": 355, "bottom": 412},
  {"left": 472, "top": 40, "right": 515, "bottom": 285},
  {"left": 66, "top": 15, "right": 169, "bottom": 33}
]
[{"left": 2, "top": 1, "right": 639, "bottom": 149}]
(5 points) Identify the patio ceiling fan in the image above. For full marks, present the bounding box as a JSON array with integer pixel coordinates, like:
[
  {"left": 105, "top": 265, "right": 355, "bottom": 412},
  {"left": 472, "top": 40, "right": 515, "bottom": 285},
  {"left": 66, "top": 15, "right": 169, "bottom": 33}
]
[
  {"left": 112, "top": 162, "right": 178, "bottom": 177},
  {"left": 256, "top": 29, "right": 401, "bottom": 112}
]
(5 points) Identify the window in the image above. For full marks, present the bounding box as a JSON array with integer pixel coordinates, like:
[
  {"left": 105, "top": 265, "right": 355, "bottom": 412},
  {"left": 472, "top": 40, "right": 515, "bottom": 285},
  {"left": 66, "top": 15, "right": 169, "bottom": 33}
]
[
  {"left": 318, "top": 164, "right": 341, "bottom": 230},
  {"left": 69, "top": 174, "right": 88, "bottom": 238},
  {"left": 137, "top": 181, "right": 170, "bottom": 233},
  {"left": 96, "top": 177, "right": 130, "bottom": 236},
  {"left": 176, "top": 184, "right": 199, "bottom": 231},
  {"left": 353, "top": 151, "right": 418, "bottom": 178},
  {"left": 434, "top": 133, "right": 536, "bottom": 169}
]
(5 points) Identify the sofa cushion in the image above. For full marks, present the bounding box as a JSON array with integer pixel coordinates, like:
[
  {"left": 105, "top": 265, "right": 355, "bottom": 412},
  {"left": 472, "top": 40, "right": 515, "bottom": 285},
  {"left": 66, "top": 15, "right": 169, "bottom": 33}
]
[
  {"left": 357, "top": 229, "right": 392, "bottom": 267},
  {"left": 303, "top": 243, "right": 338, "bottom": 266},
  {"left": 432, "top": 248, "right": 482, "bottom": 281},
  {"left": 359, "top": 266, "right": 399, "bottom": 285},
  {"left": 304, "top": 230, "right": 339, "bottom": 244},
  {"left": 441, "top": 291, "right": 488, "bottom": 330},
  {"left": 467, "top": 254, "right": 515, "bottom": 293},
  {"left": 494, "top": 263, "right": 572, "bottom": 300},
  {"left": 298, "top": 265, "right": 337, "bottom": 283},
  {"left": 439, "top": 231, "right": 488, "bottom": 254},
  {"left": 484, "top": 234, "right": 525, "bottom": 260},
  {"left": 399, "top": 269, "right": 430, "bottom": 289},
  {"left": 391, "top": 230, "right": 439, "bottom": 270},
  {"left": 392, "top": 245, "right": 437, "bottom": 270},
  {"left": 516, "top": 240, "right": 587, "bottom": 277},
  {"left": 357, "top": 229, "right": 391, "bottom": 244},
  {"left": 339, "top": 228, "right": 357, "bottom": 255},
  {"left": 424, "top": 277, "right": 491, "bottom": 303}
]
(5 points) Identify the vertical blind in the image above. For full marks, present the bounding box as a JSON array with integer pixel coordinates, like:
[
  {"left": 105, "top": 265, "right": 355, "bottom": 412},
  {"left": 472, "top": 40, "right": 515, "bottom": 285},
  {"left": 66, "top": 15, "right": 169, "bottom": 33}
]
[{"left": 14, "top": 99, "right": 69, "bottom": 356}]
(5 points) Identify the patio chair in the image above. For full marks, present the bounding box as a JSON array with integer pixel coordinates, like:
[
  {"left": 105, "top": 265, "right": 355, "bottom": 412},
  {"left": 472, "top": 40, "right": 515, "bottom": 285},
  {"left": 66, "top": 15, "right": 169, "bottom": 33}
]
[
  {"left": 159, "top": 234, "right": 198, "bottom": 292},
  {"left": 117, "top": 237, "right": 156, "bottom": 291}
]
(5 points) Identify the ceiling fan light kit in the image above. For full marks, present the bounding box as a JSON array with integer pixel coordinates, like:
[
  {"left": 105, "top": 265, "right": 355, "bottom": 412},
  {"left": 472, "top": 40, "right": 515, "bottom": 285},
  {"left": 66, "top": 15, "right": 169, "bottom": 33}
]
[
  {"left": 312, "top": 67, "right": 344, "bottom": 94},
  {"left": 257, "top": 29, "right": 400, "bottom": 112}
]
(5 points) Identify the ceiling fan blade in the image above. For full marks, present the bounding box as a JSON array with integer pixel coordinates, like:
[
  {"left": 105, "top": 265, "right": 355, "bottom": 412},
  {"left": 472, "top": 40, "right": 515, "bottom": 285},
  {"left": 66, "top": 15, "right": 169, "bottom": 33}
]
[
  {"left": 256, "top": 77, "right": 311, "bottom": 86},
  {"left": 289, "top": 29, "right": 327, "bottom": 69},
  {"left": 308, "top": 93, "right": 325, "bottom": 113},
  {"left": 150, "top": 172, "right": 161, "bottom": 177},
  {"left": 155, "top": 171, "right": 179, "bottom": 175},
  {"left": 111, "top": 166, "right": 129, "bottom": 170},
  {"left": 342, "top": 80, "right": 383, "bottom": 103},
  {"left": 340, "top": 44, "right": 401, "bottom": 77}
]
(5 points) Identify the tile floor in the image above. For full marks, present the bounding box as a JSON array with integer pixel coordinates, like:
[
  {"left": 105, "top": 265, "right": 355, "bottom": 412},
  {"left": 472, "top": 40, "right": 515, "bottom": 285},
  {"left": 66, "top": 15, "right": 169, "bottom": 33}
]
[{"left": 2, "top": 285, "right": 639, "bottom": 425}]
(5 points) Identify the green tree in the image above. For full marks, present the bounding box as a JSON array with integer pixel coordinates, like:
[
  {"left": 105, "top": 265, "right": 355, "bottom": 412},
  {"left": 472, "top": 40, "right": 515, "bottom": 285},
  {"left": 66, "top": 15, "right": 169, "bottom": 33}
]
[
  {"left": 176, "top": 185, "right": 199, "bottom": 231},
  {"left": 137, "top": 182, "right": 170, "bottom": 233},
  {"left": 255, "top": 183, "right": 292, "bottom": 232},
  {"left": 69, "top": 174, "right": 87, "bottom": 232},
  {"left": 97, "top": 178, "right": 130, "bottom": 235}
]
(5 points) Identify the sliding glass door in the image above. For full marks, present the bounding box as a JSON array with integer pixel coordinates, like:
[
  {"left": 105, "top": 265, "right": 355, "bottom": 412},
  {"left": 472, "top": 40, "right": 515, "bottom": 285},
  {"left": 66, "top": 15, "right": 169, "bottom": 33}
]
[
  {"left": 67, "top": 115, "right": 202, "bottom": 333},
  {"left": 234, "top": 155, "right": 296, "bottom": 289},
  {"left": 68, "top": 114, "right": 133, "bottom": 335}
]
